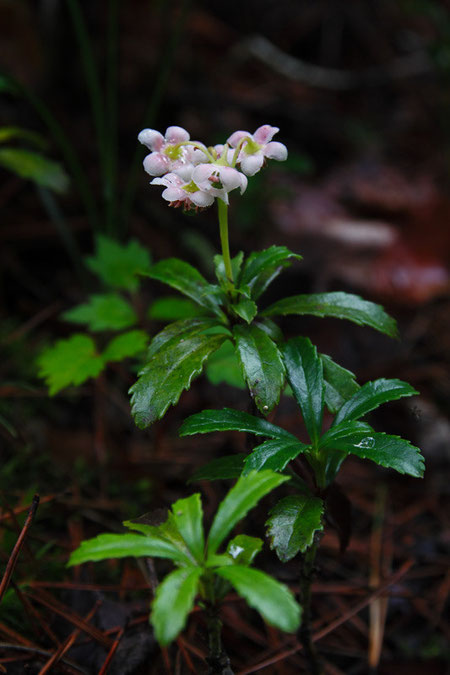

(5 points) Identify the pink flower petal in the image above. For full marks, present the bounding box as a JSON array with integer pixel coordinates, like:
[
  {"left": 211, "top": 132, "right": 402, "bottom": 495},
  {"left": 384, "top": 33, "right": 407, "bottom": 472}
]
[
  {"left": 161, "top": 186, "right": 187, "bottom": 202},
  {"left": 191, "top": 191, "right": 215, "bottom": 207},
  {"left": 240, "top": 153, "right": 264, "bottom": 176},
  {"left": 172, "top": 162, "right": 194, "bottom": 182},
  {"left": 219, "top": 166, "right": 243, "bottom": 192},
  {"left": 138, "top": 129, "right": 164, "bottom": 151},
  {"left": 192, "top": 164, "right": 214, "bottom": 187},
  {"left": 253, "top": 125, "right": 279, "bottom": 144},
  {"left": 227, "top": 130, "right": 251, "bottom": 147},
  {"left": 264, "top": 141, "right": 288, "bottom": 161},
  {"left": 143, "top": 152, "right": 170, "bottom": 176},
  {"left": 165, "top": 126, "right": 190, "bottom": 144}
]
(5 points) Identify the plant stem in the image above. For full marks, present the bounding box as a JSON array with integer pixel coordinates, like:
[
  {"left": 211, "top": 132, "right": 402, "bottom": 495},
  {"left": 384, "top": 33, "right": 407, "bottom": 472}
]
[
  {"left": 204, "top": 577, "right": 234, "bottom": 674},
  {"left": 217, "top": 199, "right": 233, "bottom": 285},
  {"left": 298, "top": 534, "right": 323, "bottom": 675}
]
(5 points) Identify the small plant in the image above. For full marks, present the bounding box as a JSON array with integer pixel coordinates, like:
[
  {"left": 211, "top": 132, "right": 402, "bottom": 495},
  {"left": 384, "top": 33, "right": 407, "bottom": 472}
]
[
  {"left": 37, "top": 234, "right": 151, "bottom": 394},
  {"left": 68, "top": 470, "right": 301, "bottom": 671},
  {"left": 52, "top": 123, "right": 424, "bottom": 672}
]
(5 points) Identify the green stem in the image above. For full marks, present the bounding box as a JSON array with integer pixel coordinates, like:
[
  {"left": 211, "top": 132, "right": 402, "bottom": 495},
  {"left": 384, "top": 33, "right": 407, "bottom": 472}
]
[
  {"left": 217, "top": 199, "right": 233, "bottom": 285},
  {"left": 298, "top": 534, "right": 323, "bottom": 675}
]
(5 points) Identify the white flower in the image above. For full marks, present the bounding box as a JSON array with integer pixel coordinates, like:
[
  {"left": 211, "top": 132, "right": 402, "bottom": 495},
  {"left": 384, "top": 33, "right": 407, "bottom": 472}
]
[
  {"left": 227, "top": 124, "right": 288, "bottom": 176},
  {"left": 138, "top": 126, "right": 207, "bottom": 181},
  {"left": 150, "top": 173, "right": 214, "bottom": 209},
  {"left": 191, "top": 164, "right": 248, "bottom": 205}
]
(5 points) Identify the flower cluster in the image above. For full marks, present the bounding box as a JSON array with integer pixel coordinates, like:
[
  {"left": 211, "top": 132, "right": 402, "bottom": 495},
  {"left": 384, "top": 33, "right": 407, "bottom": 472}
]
[{"left": 138, "top": 124, "right": 288, "bottom": 210}]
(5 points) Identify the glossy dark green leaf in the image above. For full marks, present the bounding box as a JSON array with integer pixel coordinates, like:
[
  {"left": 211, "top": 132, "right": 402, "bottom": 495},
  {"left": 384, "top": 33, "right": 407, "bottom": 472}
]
[
  {"left": 207, "top": 470, "right": 289, "bottom": 555},
  {"left": 239, "top": 246, "right": 302, "bottom": 300},
  {"left": 266, "top": 495, "right": 324, "bottom": 562},
  {"left": 147, "top": 318, "right": 221, "bottom": 360},
  {"left": 283, "top": 337, "right": 324, "bottom": 446},
  {"left": 205, "top": 340, "right": 245, "bottom": 389},
  {"left": 225, "top": 535, "right": 262, "bottom": 566},
  {"left": 130, "top": 333, "right": 227, "bottom": 428},
  {"left": 243, "top": 439, "right": 308, "bottom": 475},
  {"left": 333, "top": 378, "right": 419, "bottom": 426},
  {"left": 0, "top": 147, "right": 69, "bottom": 193},
  {"left": 148, "top": 296, "right": 208, "bottom": 320},
  {"left": 144, "top": 258, "right": 223, "bottom": 316},
  {"left": 37, "top": 334, "right": 104, "bottom": 395},
  {"left": 188, "top": 454, "right": 246, "bottom": 483},
  {"left": 232, "top": 297, "right": 258, "bottom": 323},
  {"left": 255, "top": 319, "right": 284, "bottom": 344},
  {"left": 170, "top": 494, "right": 204, "bottom": 563},
  {"left": 214, "top": 252, "right": 244, "bottom": 287},
  {"left": 320, "top": 420, "right": 375, "bottom": 484},
  {"left": 321, "top": 426, "right": 424, "bottom": 477},
  {"left": 67, "top": 532, "right": 191, "bottom": 566},
  {"left": 180, "top": 408, "right": 297, "bottom": 441},
  {"left": 233, "top": 324, "right": 285, "bottom": 414},
  {"left": 321, "top": 354, "right": 359, "bottom": 414},
  {"left": 215, "top": 565, "right": 301, "bottom": 632},
  {"left": 102, "top": 330, "right": 148, "bottom": 362},
  {"left": 262, "top": 292, "right": 398, "bottom": 338},
  {"left": 86, "top": 235, "right": 152, "bottom": 292},
  {"left": 63, "top": 294, "right": 137, "bottom": 332},
  {"left": 151, "top": 567, "right": 202, "bottom": 646}
]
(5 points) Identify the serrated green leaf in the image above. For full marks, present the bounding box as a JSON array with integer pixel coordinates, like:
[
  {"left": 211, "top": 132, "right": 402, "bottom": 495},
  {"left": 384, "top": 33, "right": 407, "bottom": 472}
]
[
  {"left": 226, "top": 535, "right": 262, "bottom": 566},
  {"left": 244, "top": 439, "right": 308, "bottom": 475},
  {"left": 215, "top": 565, "right": 301, "bottom": 632},
  {"left": 0, "top": 147, "right": 69, "bottom": 192},
  {"left": 188, "top": 454, "right": 246, "bottom": 483},
  {"left": 232, "top": 297, "right": 258, "bottom": 323},
  {"left": 124, "top": 513, "right": 195, "bottom": 564},
  {"left": 180, "top": 408, "right": 297, "bottom": 441},
  {"left": 67, "top": 532, "right": 191, "bottom": 566},
  {"left": 239, "top": 246, "right": 302, "bottom": 300},
  {"left": 170, "top": 494, "right": 204, "bottom": 563},
  {"left": 147, "top": 318, "right": 221, "bottom": 359},
  {"left": 321, "top": 429, "right": 424, "bottom": 477},
  {"left": 207, "top": 471, "right": 289, "bottom": 555},
  {"left": 151, "top": 567, "right": 202, "bottom": 646},
  {"left": 144, "top": 258, "right": 223, "bottom": 317},
  {"left": 255, "top": 319, "right": 284, "bottom": 344},
  {"left": 320, "top": 420, "right": 374, "bottom": 484},
  {"left": 63, "top": 294, "right": 137, "bottom": 332},
  {"left": 148, "top": 296, "right": 208, "bottom": 320},
  {"left": 321, "top": 353, "right": 359, "bottom": 414},
  {"left": 102, "top": 330, "right": 148, "bottom": 363},
  {"left": 283, "top": 337, "right": 324, "bottom": 446},
  {"left": 266, "top": 495, "right": 324, "bottom": 562},
  {"left": 37, "top": 334, "right": 104, "bottom": 395},
  {"left": 333, "top": 378, "right": 419, "bottom": 426},
  {"left": 130, "top": 333, "right": 227, "bottom": 428},
  {"left": 86, "top": 235, "right": 151, "bottom": 292},
  {"left": 233, "top": 324, "right": 285, "bottom": 414},
  {"left": 320, "top": 420, "right": 374, "bottom": 446},
  {"left": 262, "top": 292, "right": 398, "bottom": 338},
  {"left": 214, "top": 252, "right": 244, "bottom": 288},
  {"left": 205, "top": 340, "right": 245, "bottom": 389}
]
